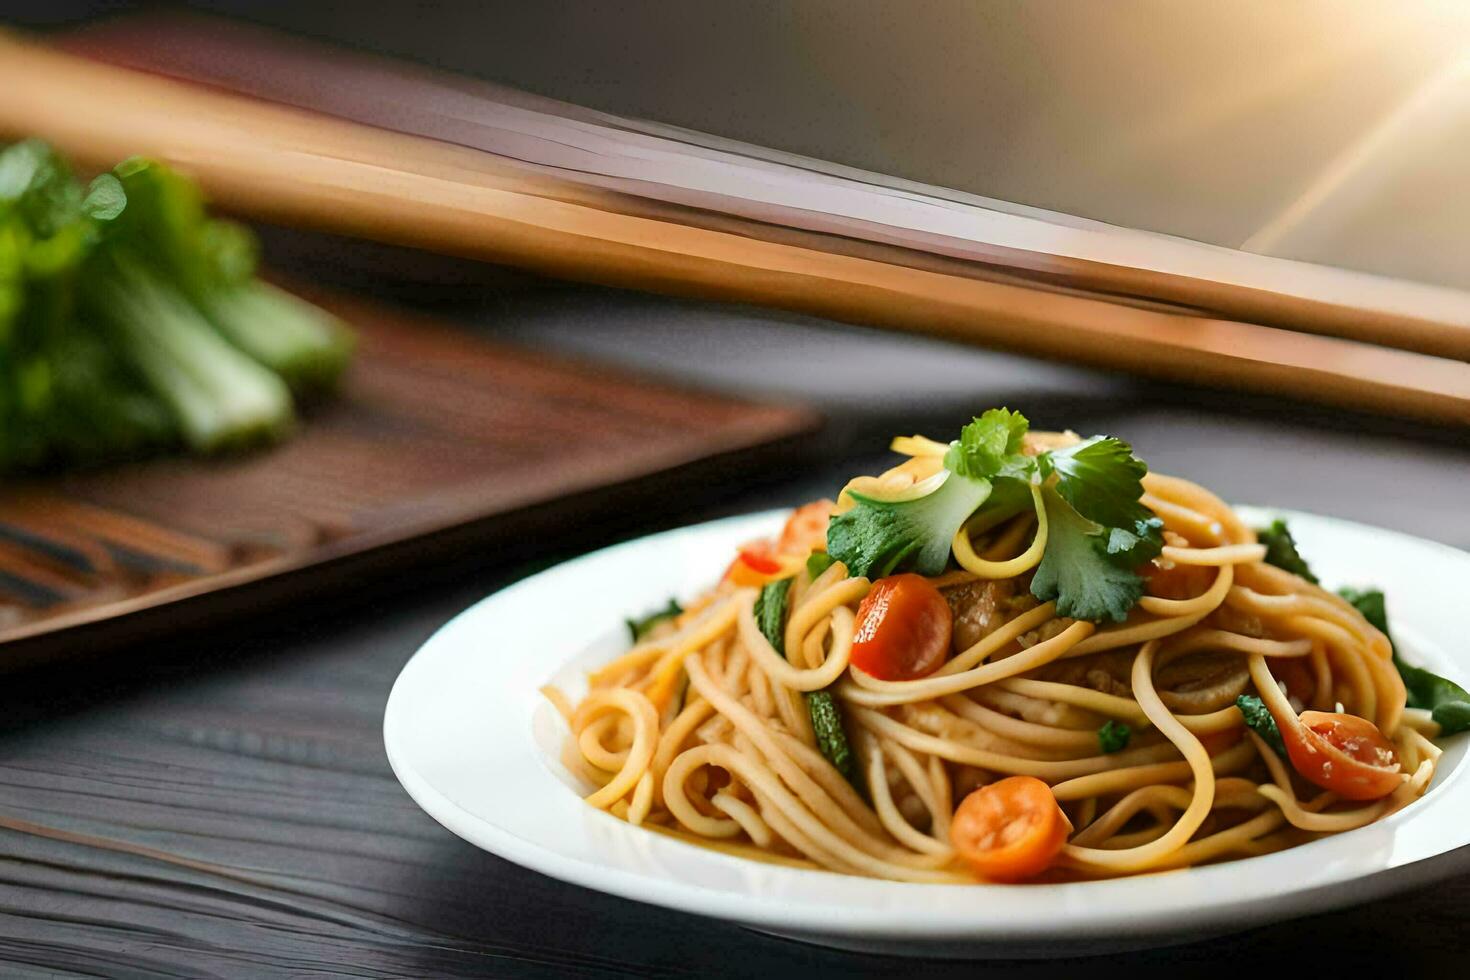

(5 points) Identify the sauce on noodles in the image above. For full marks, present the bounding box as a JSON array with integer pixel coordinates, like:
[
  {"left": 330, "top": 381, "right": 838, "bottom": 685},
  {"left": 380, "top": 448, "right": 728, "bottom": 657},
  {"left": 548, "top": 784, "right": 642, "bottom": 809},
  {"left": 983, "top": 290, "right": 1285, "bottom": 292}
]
[{"left": 544, "top": 422, "right": 1444, "bottom": 883}]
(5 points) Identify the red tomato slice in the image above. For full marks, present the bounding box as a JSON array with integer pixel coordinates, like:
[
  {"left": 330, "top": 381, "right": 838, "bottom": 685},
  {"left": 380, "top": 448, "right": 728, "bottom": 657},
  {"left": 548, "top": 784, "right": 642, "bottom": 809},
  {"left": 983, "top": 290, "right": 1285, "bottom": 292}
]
[
  {"left": 851, "top": 574, "right": 952, "bottom": 681},
  {"left": 736, "top": 541, "right": 782, "bottom": 574},
  {"left": 776, "top": 500, "right": 834, "bottom": 556},
  {"left": 722, "top": 540, "right": 785, "bottom": 587},
  {"left": 951, "top": 776, "right": 1070, "bottom": 882},
  {"left": 1276, "top": 708, "right": 1402, "bottom": 801}
]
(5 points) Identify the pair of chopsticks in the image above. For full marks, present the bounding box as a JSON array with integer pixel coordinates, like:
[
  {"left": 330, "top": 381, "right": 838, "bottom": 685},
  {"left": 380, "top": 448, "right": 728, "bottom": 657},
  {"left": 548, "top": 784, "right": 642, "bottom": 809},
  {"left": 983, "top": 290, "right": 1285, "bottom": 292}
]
[{"left": 0, "top": 26, "right": 1465, "bottom": 425}]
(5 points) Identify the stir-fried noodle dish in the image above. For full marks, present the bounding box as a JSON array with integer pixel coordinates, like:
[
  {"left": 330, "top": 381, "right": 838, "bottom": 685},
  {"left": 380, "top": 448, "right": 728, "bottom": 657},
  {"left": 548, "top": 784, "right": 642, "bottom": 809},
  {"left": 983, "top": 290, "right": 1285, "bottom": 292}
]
[{"left": 544, "top": 410, "right": 1459, "bottom": 883}]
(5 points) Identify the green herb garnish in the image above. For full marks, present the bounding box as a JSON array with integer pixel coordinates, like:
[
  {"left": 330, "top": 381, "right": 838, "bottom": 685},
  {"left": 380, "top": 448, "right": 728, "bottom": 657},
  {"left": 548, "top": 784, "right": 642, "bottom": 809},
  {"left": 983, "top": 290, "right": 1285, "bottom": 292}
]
[
  {"left": 754, "top": 578, "right": 791, "bottom": 655},
  {"left": 1256, "top": 519, "right": 1319, "bottom": 584},
  {"left": 626, "top": 597, "right": 682, "bottom": 643},
  {"left": 1097, "top": 719, "right": 1132, "bottom": 754},
  {"left": 755, "top": 578, "right": 860, "bottom": 789},
  {"left": 807, "top": 690, "right": 858, "bottom": 785},
  {"left": 828, "top": 409, "right": 1163, "bottom": 622},
  {"left": 1236, "top": 695, "right": 1286, "bottom": 757},
  {"left": 1340, "top": 586, "right": 1470, "bottom": 735}
]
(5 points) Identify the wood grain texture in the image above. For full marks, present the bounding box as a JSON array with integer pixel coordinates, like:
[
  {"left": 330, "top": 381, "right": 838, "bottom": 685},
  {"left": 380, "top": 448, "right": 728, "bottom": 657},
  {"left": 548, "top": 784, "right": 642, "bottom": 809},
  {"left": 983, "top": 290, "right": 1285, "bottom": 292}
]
[
  {"left": 0, "top": 33, "right": 1467, "bottom": 426},
  {"left": 0, "top": 331, "right": 1465, "bottom": 979},
  {"left": 0, "top": 518, "right": 1466, "bottom": 980},
  {"left": 0, "top": 285, "right": 815, "bottom": 664}
]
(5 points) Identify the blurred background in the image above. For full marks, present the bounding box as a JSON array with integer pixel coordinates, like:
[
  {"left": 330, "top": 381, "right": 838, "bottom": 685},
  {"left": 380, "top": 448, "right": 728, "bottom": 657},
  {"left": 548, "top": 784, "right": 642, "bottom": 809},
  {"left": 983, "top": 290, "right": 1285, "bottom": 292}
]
[
  {"left": 2, "top": 0, "right": 1467, "bottom": 628},
  {"left": 17, "top": 0, "right": 1470, "bottom": 289}
]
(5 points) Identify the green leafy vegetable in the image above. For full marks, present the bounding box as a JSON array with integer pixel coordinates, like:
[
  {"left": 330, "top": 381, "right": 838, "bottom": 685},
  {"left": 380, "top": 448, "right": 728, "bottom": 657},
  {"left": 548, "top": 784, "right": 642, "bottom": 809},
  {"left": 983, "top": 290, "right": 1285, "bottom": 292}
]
[
  {"left": 754, "top": 579, "right": 791, "bottom": 655},
  {"left": 805, "top": 551, "right": 836, "bottom": 580},
  {"left": 626, "top": 597, "right": 682, "bottom": 643},
  {"left": 1237, "top": 695, "right": 1286, "bottom": 757},
  {"left": 1042, "top": 436, "right": 1163, "bottom": 567},
  {"left": 1340, "top": 587, "right": 1470, "bottom": 735},
  {"left": 1030, "top": 485, "right": 1152, "bottom": 623},
  {"left": 942, "top": 407, "right": 1034, "bottom": 482},
  {"left": 827, "top": 409, "right": 1162, "bottom": 622},
  {"left": 1097, "top": 719, "right": 1131, "bottom": 754},
  {"left": 1256, "top": 519, "right": 1319, "bottom": 584},
  {"left": 1339, "top": 586, "right": 1389, "bottom": 637},
  {"left": 755, "top": 578, "right": 859, "bottom": 787},
  {"left": 0, "top": 141, "right": 171, "bottom": 471},
  {"left": 827, "top": 470, "right": 995, "bottom": 578},
  {"left": 0, "top": 140, "right": 355, "bottom": 473},
  {"left": 105, "top": 158, "right": 353, "bottom": 393},
  {"left": 806, "top": 690, "right": 858, "bottom": 785},
  {"left": 829, "top": 409, "right": 1042, "bottom": 579},
  {"left": 85, "top": 253, "right": 294, "bottom": 451}
]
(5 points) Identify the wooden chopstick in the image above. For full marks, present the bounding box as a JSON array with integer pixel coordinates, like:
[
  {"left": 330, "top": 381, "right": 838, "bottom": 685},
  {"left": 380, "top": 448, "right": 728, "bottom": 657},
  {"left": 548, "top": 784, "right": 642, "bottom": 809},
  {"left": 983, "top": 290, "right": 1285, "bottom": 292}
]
[
  {"left": 0, "top": 33, "right": 1465, "bottom": 425},
  {"left": 56, "top": 13, "right": 1470, "bottom": 365}
]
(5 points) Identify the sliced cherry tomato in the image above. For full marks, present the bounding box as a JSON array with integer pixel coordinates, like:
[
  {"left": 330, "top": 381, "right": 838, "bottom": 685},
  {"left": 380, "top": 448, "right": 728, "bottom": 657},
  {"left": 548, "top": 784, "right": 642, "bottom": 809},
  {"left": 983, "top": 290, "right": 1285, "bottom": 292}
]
[
  {"left": 951, "top": 776, "right": 1070, "bottom": 882},
  {"left": 722, "top": 540, "right": 783, "bottom": 587},
  {"left": 776, "top": 499, "right": 834, "bottom": 556},
  {"left": 736, "top": 540, "right": 782, "bottom": 574},
  {"left": 1275, "top": 708, "right": 1402, "bottom": 801},
  {"left": 851, "top": 573, "right": 952, "bottom": 680}
]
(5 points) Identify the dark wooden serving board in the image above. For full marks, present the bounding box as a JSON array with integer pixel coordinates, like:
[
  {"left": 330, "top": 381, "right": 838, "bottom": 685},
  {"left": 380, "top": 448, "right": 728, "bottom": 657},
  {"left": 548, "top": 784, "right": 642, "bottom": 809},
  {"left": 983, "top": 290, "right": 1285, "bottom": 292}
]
[{"left": 0, "top": 286, "right": 818, "bottom": 667}]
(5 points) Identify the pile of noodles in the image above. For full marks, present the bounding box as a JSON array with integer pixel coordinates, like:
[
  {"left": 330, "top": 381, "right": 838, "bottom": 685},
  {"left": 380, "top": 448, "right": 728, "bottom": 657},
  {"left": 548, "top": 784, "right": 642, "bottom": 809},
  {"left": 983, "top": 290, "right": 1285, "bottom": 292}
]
[{"left": 544, "top": 441, "right": 1440, "bottom": 882}]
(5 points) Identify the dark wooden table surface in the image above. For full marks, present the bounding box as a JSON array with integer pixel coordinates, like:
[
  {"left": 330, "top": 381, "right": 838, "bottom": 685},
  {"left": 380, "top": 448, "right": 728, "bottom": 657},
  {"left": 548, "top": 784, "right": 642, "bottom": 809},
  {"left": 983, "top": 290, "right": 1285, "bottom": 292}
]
[{"left": 1, "top": 280, "right": 1467, "bottom": 978}]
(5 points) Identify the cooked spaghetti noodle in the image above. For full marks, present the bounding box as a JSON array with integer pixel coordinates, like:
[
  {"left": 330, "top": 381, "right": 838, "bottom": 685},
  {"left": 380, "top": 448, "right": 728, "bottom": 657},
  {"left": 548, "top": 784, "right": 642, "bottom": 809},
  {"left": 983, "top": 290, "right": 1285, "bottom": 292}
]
[{"left": 545, "top": 419, "right": 1442, "bottom": 883}]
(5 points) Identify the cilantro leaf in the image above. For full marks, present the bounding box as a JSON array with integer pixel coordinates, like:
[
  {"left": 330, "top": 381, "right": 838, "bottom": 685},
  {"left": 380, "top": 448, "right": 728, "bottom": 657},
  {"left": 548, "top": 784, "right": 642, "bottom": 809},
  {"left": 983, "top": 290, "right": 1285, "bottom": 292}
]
[
  {"left": 1102, "top": 519, "right": 1164, "bottom": 565},
  {"left": 1098, "top": 720, "right": 1131, "bottom": 753},
  {"left": 828, "top": 408, "right": 1031, "bottom": 578},
  {"left": 626, "top": 597, "right": 681, "bottom": 642},
  {"left": 1030, "top": 486, "right": 1146, "bottom": 622},
  {"left": 1340, "top": 586, "right": 1470, "bottom": 735},
  {"left": 1256, "top": 519, "right": 1318, "bottom": 584},
  {"left": 828, "top": 410, "right": 1161, "bottom": 630},
  {"left": 943, "top": 408, "right": 1036, "bottom": 482},
  {"left": 1237, "top": 695, "right": 1286, "bottom": 756},
  {"left": 1042, "top": 435, "right": 1162, "bottom": 566}
]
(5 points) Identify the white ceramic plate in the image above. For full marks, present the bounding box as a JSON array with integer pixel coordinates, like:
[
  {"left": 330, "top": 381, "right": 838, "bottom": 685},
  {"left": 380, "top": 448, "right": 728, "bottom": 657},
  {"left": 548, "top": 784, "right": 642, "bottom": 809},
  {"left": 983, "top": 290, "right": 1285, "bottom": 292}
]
[{"left": 384, "top": 507, "right": 1470, "bottom": 956}]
